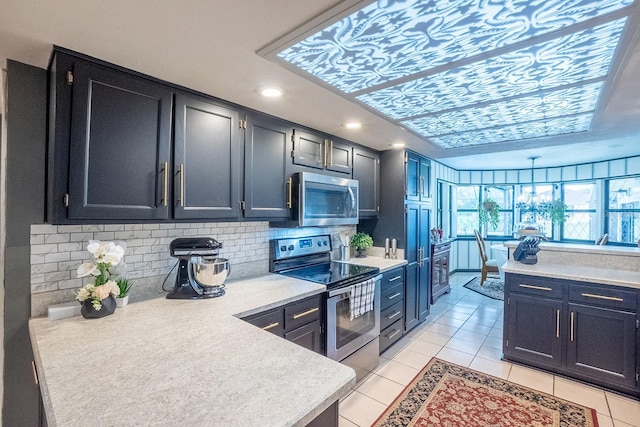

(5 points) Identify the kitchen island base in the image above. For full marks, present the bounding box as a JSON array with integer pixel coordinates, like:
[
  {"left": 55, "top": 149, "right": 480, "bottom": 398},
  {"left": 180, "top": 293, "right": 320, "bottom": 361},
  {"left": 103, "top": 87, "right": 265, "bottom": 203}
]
[{"left": 503, "top": 271, "right": 639, "bottom": 399}]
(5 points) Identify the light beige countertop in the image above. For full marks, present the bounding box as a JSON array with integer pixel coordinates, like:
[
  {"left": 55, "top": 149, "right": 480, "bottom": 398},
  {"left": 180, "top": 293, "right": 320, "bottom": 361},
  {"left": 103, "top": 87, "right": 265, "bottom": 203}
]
[
  {"left": 29, "top": 274, "right": 356, "bottom": 427},
  {"left": 503, "top": 240, "right": 640, "bottom": 257},
  {"left": 503, "top": 260, "right": 640, "bottom": 289},
  {"left": 336, "top": 255, "right": 407, "bottom": 273}
]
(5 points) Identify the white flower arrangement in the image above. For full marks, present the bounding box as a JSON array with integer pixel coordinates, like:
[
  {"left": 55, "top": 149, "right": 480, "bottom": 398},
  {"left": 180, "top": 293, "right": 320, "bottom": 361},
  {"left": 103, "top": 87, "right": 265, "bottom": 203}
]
[{"left": 75, "top": 240, "right": 126, "bottom": 310}]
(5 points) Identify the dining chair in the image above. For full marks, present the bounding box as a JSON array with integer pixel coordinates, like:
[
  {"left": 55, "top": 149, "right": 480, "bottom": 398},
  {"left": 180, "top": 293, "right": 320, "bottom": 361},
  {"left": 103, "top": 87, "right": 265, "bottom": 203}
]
[
  {"left": 474, "top": 230, "right": 500, "bottom": 286},
  {"left": 595, "top": 233, "right": 608, "bottom": 245}
]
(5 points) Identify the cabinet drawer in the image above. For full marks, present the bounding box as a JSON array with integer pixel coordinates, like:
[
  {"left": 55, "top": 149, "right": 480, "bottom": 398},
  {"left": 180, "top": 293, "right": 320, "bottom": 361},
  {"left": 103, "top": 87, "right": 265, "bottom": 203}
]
[
  {"left": 381, "top": 282, "right": 404, "bottom": 310},
  {"left": 381, "top": 268, "right": 405, "bottom": 291},
  {"left": 569, "top": 284, "right": 637, "bottom": 311},
  {"left": 243, "top": 308, "right": 284, "bottom": 337},
  {"left": 508, "top": 274, "right": 564, "bottom": 299},
  {"left": 381, "top": 300, "right": 404, "bottom": 331},
  {"left": 379, "top": 319, "right": 404, "bottom": 354},
  {"left": 432, "top": 242, "right": 451, "bottom": 256},
  {"left": 284, "top": 294, "right": 322, "bottom": 331}
]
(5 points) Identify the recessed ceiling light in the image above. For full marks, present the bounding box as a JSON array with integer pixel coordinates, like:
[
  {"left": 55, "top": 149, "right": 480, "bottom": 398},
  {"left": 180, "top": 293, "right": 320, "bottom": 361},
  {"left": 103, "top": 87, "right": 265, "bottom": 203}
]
[
  {"left": 257, "top": 87, "right": 284, "bottom": 98},
  {"left": 391, "top": 142, "right": 405, "bottom": 148},
  {"left": 344, "top": 121, "right": 362, "bottom": 129}
]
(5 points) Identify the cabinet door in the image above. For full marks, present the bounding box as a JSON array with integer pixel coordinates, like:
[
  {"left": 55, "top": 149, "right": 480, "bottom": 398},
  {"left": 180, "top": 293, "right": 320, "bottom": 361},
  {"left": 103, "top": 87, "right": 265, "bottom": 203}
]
[
  {"left": 419, "top": 156, "right": 431, "bottom": 202},
  {"left": 68, "top": 60, "right": 172, "bottom": 220},
  {"left": 404, "top": 204, "right": 420, "bottom": 331},
  {"left": 418, "top": 259, "right": 431, "bottom": 322},
  {"left": 353, "top": 147, "right": 380, "bottom": 218},
  {"left": 566, "top": 303, "right": 637, "bottom": 390},
  {"left": 326, "top": 139, "right": 352, "bottom": 174},
  {"left": 285, "top": 319, "right": 323, "bottom": 354},
  {"left": 404, "top": 263, "right": 419, "bottom": 332},
  {"left": 244, "top": 114, "right": 290, "bottom": 219},
  {"left": 418, "top": 205, "right": 431, "bottom": 321},
  {"left": 405, "top": 152, "right": 420, "bottom": 201},
  {"left": 292, "top": 130, "right": 325, "bottom": 170},
  {"left": 174, "top": 94, "right": 241, "bottom": 219},
  {"left": 505, "top": 294, "right": 563, "bottom": 369}
]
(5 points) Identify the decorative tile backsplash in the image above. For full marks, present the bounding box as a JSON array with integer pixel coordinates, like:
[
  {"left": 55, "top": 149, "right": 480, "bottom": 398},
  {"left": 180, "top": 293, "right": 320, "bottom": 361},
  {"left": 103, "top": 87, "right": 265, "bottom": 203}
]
[{"left": 30, "top": 222, "right": 356, "bottom": 316}]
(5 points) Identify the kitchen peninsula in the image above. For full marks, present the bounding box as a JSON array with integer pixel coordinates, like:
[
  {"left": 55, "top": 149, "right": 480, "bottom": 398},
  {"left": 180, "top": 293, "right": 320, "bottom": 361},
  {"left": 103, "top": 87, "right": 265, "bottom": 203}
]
[
  {"left": 29, "top": 275, "right": 355, "bottom": 427},
  {"left": 501, "top": 242, "right": 640, "bottom": 397}
]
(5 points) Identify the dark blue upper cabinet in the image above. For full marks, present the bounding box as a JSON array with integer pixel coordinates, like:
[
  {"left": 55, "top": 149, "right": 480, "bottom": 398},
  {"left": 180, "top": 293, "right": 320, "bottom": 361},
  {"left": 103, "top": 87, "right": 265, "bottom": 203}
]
[
  {"left": 173, "top": 93, "right": 241, "bottom": 219},
  {"left": 65, "top": 58, "right": 173, "bottom": 221}
]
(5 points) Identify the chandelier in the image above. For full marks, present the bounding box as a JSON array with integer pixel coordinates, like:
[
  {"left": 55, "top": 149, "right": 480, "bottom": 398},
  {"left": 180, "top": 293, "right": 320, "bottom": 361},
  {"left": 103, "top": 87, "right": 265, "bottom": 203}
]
[{"left": 515, "top": 156, "right": 568, "bottom": 236}]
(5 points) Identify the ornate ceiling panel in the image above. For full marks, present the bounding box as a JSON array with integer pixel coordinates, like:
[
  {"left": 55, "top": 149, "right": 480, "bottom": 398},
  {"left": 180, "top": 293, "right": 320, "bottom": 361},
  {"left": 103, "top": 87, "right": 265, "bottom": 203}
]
[{"left": 272, "top": 0, "right": 634, "bottom": 149}]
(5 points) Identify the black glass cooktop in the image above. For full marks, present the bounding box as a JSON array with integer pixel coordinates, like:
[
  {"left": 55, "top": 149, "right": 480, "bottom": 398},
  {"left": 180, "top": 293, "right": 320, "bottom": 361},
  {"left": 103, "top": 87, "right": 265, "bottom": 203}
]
[{"left": 282, "top": 262, "right": 379, "bottom": 288}]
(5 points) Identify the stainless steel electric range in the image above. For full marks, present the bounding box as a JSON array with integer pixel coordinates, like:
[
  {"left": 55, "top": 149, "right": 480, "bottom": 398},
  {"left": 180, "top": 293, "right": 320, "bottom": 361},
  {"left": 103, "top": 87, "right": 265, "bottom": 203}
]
[{"left": 270, "top": 234, "right": 381, "bottom": 382}]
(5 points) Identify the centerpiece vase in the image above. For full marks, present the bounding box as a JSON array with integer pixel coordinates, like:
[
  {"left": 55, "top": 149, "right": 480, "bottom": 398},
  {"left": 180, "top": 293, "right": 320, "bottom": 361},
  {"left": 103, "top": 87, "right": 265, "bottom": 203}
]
[
  {"left": 80, "top": 295, "right": 117, "bottom": 319},
  {"left": 355, "top": 248, "right": 367, "bottom": 258}
]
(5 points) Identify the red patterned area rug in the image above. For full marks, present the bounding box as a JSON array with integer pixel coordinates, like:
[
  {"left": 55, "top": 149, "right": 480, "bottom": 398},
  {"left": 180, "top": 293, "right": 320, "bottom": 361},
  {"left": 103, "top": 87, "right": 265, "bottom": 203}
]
[{"left": 373, "top": 358, "right": 598, "bottom": 427}]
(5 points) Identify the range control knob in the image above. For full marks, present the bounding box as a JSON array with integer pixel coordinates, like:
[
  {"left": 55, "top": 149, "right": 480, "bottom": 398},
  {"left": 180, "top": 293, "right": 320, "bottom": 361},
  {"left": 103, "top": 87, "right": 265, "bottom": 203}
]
[
  {"left": 288, "top": 245, "right": 295, "bottom": 251},
  {"left": 323, "top": 241, "right": 328, "bottom": 246},
  {"left": 280, "top": 246, "right": 287, "bottom": 252}
]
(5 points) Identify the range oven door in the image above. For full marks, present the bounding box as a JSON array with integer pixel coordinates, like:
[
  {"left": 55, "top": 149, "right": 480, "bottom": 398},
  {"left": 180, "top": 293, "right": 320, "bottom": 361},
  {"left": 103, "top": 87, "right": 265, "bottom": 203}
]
[
  {"left": 326, "top": 276, "right": 381, "bottom": 362},
  {"left": 293, "top": 171, "right": 359, "bottom": 227}
]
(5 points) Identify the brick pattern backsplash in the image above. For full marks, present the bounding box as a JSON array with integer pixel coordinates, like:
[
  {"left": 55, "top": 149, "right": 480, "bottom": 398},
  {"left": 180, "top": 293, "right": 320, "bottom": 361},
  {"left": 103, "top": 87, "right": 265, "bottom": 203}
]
[{"left": 30, "top": 222, "right": 356, "bottom": 316}]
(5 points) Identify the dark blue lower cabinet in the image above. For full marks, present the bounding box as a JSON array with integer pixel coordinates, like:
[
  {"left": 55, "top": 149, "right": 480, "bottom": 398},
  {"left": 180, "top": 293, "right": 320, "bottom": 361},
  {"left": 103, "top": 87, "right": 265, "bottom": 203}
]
[
  {"left": 504, "top": 273, "right": 639, "bottom": 397},
  {"left": 566, "top": 303, "right": 636, "bottom": 391}
]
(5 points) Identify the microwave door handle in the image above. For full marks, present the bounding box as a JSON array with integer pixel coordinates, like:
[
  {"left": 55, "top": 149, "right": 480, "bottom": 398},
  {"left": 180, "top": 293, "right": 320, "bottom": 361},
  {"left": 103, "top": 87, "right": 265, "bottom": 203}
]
[{"left": 346, "top": 187, "right": 356, "bottom": 215}]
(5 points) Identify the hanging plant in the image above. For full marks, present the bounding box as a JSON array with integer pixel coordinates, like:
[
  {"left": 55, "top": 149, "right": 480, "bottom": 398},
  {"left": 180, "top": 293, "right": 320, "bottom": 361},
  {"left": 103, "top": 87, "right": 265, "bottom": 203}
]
[
  {"left": 478, "top": 197, "right": 501, "bottom": 231},
  {"left": 537, "top": 199, "right": 569, "bottom": 224}
]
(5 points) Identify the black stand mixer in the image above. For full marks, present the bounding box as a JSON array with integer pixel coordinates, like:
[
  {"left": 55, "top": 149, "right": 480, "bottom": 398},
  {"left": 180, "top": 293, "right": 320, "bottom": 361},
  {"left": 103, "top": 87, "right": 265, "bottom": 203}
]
[{"left": 167, "top": 237, "right": 230, "bottom": 299}]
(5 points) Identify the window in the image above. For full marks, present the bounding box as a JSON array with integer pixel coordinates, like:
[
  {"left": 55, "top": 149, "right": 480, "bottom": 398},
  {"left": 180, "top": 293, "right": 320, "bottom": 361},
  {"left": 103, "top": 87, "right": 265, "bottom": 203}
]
[
  {"left": 456, "top": 185, "right": 513, "bottom": 237},
  {"left": 456, "top": 185, "right": 480, "bottom": 236},
  {"left": 517, "top": 183, "right": 554, "bottom": 238},
  {"left": 485, "top": 186, "right": 514, "bottom": 237},
  {"left": 561, "top": 182, "right": 597, "bottom": 241},
  {"left": 606, "top": 177, "right": 640, "bottom": 244}
]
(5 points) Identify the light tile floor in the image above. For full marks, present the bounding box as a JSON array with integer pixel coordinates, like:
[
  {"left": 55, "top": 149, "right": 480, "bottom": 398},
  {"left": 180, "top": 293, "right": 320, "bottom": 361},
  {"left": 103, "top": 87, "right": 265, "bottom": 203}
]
[{"left": 339, "top": 272, "right": 640, "bottom": 427}]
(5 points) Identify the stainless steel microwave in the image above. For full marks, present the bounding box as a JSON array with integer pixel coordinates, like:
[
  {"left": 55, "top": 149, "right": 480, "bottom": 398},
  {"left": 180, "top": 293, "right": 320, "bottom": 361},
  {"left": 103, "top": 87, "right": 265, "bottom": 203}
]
[{"left": 290, "top": 172, "right": 359, "bottom": 227}]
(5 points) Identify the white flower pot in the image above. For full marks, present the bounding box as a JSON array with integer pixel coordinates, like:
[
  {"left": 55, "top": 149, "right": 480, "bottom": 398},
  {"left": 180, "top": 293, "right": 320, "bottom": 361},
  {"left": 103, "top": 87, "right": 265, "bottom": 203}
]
[{"left": 116, "top": 295, "right": 129, "bottom": 308}]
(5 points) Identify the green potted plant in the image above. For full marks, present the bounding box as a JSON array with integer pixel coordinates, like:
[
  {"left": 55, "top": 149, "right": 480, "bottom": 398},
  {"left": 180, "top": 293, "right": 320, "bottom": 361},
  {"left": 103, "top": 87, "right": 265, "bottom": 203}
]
[
  {"left": 116, "top": 278, "right": 133, "bottom": 308},
  {"left": 350, "top": 232, "right": 373, "bottom": 258},
  {"left": 478, "top": 197, "right": 501, "bottom": 231}
]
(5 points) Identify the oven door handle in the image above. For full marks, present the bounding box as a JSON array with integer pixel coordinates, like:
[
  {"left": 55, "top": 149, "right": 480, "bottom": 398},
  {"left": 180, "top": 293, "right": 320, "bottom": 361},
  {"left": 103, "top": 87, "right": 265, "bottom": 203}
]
[
  {"left": 329, "top": 286, "right": 352, "bottom": 298},
  {"left": 328, "top": 274, "right": 381, "bottom": 297}
]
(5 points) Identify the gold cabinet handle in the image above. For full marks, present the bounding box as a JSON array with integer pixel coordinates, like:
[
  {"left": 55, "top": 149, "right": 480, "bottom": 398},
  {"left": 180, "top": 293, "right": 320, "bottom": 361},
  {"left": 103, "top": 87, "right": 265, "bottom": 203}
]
[
  {"left": 388, "top": 275, "right": 402, "bottom": 282},
  {"left": 519, "top": 284, "right": 552, "bottom": 291},
  {"left": 330, "top": 140, "right": 333, "bottom": 167},
  {"left": 179, "top": 163, "right": 185, "bottom": 207},
  {"left": 387, "top": 310, "right": 401, "bottom": 320},
  {"left": 387, "top": 329, "right": 401, "bottom": 340},
  {"left": 31, "top": 361, "right": 39, "bottom": 385},
  {"left": 388, "top": 292, "right": 402, "bottom": 300},
  {"left": 556, "top": 309, "right": 560, "bottom": 338},
  {"left": 286, "top": 177, "right": 293, "bottom": 208},
  {"left": 262, "top": 322, "right": 280, "bottom": 331},
  {"left": 581, "top": 293, "right": 623, "bottom": 302},
  {"left": 293, "top": 307, "right": 319, "bottom": 320},
  {"left": 162, "top": 161, "right": 168, "bottom": 206},
  {"left": 323, "top": 140, "right": 328, "bottom": 167},
  {"left": 570, "top": 312, "right": 574, "bottom": 342}
]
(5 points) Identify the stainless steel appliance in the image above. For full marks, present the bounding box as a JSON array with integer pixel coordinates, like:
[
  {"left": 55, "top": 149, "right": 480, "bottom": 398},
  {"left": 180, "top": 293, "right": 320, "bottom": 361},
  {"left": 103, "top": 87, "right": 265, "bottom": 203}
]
[
  {"left": 270, "top": 234, "right": 381, "bottom": 382},
  {"left": 167, "top": 237, "right": 230, "bottom": 299},
  {"left": 289, "top": 172, "right": 359, "bottom": 227}
]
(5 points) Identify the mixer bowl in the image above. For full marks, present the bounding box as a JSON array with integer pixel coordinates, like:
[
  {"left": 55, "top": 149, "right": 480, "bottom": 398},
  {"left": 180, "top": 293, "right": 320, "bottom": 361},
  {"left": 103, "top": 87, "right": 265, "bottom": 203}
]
[{"left": 191, "top": 258, "right": 231, "bottom": 287}]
